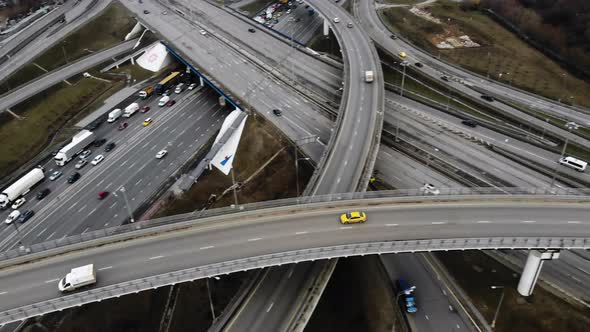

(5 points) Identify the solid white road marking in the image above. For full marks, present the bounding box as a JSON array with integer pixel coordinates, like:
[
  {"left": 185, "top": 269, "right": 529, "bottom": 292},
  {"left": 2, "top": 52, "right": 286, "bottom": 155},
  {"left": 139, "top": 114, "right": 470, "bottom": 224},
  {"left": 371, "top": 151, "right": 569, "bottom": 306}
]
[{"left": 149, "top": 255, "right": 164, "bottom": 260}]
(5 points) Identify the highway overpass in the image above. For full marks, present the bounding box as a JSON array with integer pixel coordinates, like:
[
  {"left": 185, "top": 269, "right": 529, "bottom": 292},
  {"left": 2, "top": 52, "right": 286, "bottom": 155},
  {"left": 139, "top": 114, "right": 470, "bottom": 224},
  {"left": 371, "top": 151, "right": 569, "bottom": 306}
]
[{"left": 0, "top": 191, "right": 589, "bottom": 324}]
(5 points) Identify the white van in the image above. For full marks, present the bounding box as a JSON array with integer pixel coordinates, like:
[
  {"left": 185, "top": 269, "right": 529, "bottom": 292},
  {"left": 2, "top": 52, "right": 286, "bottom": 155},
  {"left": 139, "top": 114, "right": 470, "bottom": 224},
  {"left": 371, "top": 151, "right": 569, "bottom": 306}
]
[
  {"left": 107, "top": 109, "right": 122, "bottom": 122},
  {"left": 559, "top": 156, "right": 587, "bottom": 172},
  {"left": 122, "top": 103, "right": 140, "bottom": 118},
  {"left": 158, "top": 95, "right": 170, "bottom": 107},
  {"left": 174, "top": 83, "right": 185, "bottom": 94}
]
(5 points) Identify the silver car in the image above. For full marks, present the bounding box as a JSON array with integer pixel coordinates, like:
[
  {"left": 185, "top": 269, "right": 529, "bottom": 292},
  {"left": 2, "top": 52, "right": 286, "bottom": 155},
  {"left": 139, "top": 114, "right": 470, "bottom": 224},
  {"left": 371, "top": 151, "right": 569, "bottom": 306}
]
[
  {"left": 75, "top": 159, "right": 88, "bottom": 169},
  {"left": 49, "top": 171, "right": 63, "bottom": 181}
]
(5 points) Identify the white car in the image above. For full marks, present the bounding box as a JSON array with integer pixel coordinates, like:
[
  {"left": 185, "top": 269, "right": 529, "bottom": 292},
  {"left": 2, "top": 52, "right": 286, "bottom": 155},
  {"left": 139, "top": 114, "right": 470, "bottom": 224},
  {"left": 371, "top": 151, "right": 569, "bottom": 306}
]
[
  {"left": 49, "top": 171, "right": 63, "bottom": 181},
  {"left": 188, "top": 83, "right": 198, "bottom": 90},
  {"left": 79, "top": 149, "right": 92, "bottom": 159},
  {"left": 4, "top": 210, "right": 20, "bottom": 225},
  {"left": 420, "top": 183, "right": 440, "bottom": 196},
  {"left": 199, "top": 29, "right": 207, "bottom": 35},
  {"left": 91, "top": 154, "right": 105, "bottom": 166},
  {"left": 333, "top": 17, "right": 340, "bottom": 23},
  {"left": 75, "top": 159, "right": 88, "bottom": 169},
  {"left": 156, "top": 150, "right": 168, "bottom": 159},
  {"left": 11, "top": 197, "right": 26, "bottom": 210}
]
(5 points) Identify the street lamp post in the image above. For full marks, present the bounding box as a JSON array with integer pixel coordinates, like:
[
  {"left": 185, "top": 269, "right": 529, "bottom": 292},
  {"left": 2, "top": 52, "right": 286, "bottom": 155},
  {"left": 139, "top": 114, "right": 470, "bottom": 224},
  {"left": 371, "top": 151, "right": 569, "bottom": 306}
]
[
  {"left": 207, "top": 276, "right": 221, "bottom": 321},
  {"left": 295, "top": 156, "right": 310, "bottom": 197},
  {"left": 116, "top": 186, "right": 134, "bottom": 223},
  {"left": 490, "top": 285, "right": 506, "bottom": 329},
  {"left": 10, "top": 221, "right": 23, "bottom": 245},
  {"left": 550, "top": 121, "right": 579, "bottom": 188}
]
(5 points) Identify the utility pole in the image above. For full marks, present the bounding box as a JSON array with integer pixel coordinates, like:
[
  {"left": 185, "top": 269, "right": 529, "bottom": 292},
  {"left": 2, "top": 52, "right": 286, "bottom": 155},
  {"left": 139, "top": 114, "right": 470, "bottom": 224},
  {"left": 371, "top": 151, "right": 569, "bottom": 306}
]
[
  {"left": 550, "top": 121, "right": 579, "bottom": 188},
  {"left": 231, "top": 167, "right": 238, "bottom": 206},
  {"left": 115, "top": 186, "right": 134, "bottom": 223},
  {"left": 490, "top": 285, "right": 506, "bottom": 329}
]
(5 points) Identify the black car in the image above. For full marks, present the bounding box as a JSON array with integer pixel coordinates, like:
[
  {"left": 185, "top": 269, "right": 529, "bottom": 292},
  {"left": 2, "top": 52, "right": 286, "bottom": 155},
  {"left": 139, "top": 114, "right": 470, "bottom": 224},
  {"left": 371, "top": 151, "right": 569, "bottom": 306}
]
[
  {"left": 18, "top": 210, "right": 35, "bottom": 223},
  {"left": 67, "top": 172, "right": 81, "bottom": 184},
  {"left": 94, "top": 138, "right": 107, "bottom": 147},
  {"left": 36, "top": 188, "right": 51, "bottom": 200},
  {"left": 390, "top": 34, "right": 398, "bottom": 40},
  {"left": 414, "top": 62, "right": 423, "bottom": 68},
  {"left": 272, "top": 109, "right": 282, "bottom": 116},
  {"left": 480, "top": 95, "right": 495, "bottom": 102},
  {"left": 248, "top": 28, "right": 256, "bottom": 33},
  {"left": 86, "top": 120, "right": 103, "bottom": 131},
  {"left": 143, "top": 9, "right": 150, "bottom": 14},
  {"left": 105, "top": 142, "right": 116, "bottom": 152},
  {"left": 440, "top": 76, "right": 449, "bottom": 82},
  {"left": 461, "top": 119, "right": 478, "bottom": 128}
]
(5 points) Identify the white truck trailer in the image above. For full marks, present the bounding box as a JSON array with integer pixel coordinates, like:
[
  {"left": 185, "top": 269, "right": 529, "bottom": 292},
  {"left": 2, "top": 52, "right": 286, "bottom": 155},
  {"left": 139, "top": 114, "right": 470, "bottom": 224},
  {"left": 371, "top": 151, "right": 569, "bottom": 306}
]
[
  {"left": 122, "top": 102, "right": 139, "bottom": 118},
  {"left": 58, "top": 264, "right": 96, "bottom": 292},
  {"left": 54, "top": 130, "right": 96, "bottom": 166},
  {"left": 0, "top": 167, "right": 44, "bottom": 209}
]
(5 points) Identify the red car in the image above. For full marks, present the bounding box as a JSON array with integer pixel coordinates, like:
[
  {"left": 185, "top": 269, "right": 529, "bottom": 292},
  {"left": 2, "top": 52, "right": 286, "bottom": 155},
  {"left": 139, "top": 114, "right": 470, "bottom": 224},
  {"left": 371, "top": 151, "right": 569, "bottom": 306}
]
[
  {"left": 140, "top": 106, "right": 150, "bottom": 113},
  {"left": 118, "top": 122, "right": 128, "bottom": 130},
  {"left": 165, "top": 100, "right": 176, "bottom": 107},
  {"left": 98, "top": 191, "right": 109, "bottom": 200}
]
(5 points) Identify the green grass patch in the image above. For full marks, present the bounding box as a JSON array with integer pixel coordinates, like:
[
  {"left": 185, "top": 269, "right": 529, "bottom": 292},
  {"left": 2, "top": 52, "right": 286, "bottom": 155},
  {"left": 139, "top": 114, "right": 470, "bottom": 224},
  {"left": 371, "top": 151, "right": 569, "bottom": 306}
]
[
  {"left": 437, "top": 251, "right": 590, "bottom": 332},
  {"left": 0, "top": 70, "right": 128, "bottom": 177},
  {"left": 380, "top": 1, "right": 590, "bottom": 108},
  {"left": 0, "top": 3, "right": 136, "bottom": 93},
  {"left": 239, "top": 0, "right": 273, "bottom": 16}
]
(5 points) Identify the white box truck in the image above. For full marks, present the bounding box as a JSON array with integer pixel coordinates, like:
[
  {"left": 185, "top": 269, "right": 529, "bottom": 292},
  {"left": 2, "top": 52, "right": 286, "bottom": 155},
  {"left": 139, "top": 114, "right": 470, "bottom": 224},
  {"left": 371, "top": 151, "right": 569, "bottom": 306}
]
[
  {"left": 122, "top": 103, "right": 140, "bottom": 118},
  {"left": 365, "top": 70, "right": 374, "bottom": 83},
  {"left": 107, "top": 109, "right": 122, "bottom": 123},
  {"left": 54, "top": 130, "right": 96, "bottom": 166},
  {"left": 0, "top": 167, "right": 44, "bottom": 209},
  {"left": 58, "top": 264, "right": 96, "bottom": 292}
]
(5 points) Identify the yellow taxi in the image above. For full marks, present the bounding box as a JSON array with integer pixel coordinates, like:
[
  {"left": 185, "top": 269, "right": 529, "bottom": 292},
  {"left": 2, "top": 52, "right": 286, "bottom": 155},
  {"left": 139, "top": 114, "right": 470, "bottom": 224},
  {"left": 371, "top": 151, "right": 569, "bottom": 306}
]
[
  {"left": 399, "top": 51, "right": 407, "bottom": 58},
  {"left": 143, "top": 118, "right": 153, "bottom": 126},
  {"left": 340, "top": 211, "right": 367, "bottom": 224}
]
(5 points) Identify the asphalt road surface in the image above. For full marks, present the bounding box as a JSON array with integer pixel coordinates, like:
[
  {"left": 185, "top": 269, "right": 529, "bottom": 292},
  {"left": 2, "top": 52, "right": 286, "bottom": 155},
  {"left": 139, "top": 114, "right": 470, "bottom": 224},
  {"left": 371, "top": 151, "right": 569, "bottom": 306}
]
[
  {"left": 0, "top": 199, "right": 589, "bottom": 320},
  {"left": 0, "top": 87, "right": 227, "bottom": 250}
]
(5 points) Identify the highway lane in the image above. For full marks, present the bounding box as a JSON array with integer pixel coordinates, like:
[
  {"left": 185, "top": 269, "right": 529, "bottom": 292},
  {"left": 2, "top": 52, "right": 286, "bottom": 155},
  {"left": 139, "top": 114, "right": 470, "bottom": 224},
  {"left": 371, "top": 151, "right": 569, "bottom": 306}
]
[
  {"left": 306, "top": 0, "right": 383, "bottom": 194},
  {"left": 381, "top": 254, "right": 470, "bottom": 332},
  {"left": 0, "top": 40, "right": 137, "bottom": 111},
  {"left": 0, "top": 0, "right": 113, "bottom": 83},
  {"left": 126, "top": 0, "right": 331, "bottom": 161},
  {"left": 0, "top": 88, "right": 226, "bottom": 249},
  {"left": 355, "top": 0, "right": 590, "bottom": 126},
  {"left": 0, "top": 199, "right": 589, "bottom": 320},
  {"left": 270, "top": 1, "right": 325, "bottom": 44}
]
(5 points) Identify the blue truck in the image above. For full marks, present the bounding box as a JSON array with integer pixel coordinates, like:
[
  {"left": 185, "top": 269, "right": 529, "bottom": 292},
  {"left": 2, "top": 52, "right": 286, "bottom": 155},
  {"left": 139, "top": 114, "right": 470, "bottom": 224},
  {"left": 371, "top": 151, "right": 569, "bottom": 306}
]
[{"left": 396, "top": 279, "right": 418, "bottom": 313}]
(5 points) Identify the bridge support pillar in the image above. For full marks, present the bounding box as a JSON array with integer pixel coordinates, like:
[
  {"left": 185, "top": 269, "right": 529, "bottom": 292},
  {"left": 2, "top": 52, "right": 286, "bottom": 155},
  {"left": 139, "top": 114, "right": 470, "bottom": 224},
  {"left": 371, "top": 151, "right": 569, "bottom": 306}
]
[
  {"left": 199, "top": 76, "right": 205, "bottom": 87},
  {"left": 323, "top": 19, "right": 329, "bottom": 36},
  {"left": 517, "top": 250, "right": 560, "bottom": 296},
  {"left": 130, "top": 57, "right": 135, "bottom": 65}
]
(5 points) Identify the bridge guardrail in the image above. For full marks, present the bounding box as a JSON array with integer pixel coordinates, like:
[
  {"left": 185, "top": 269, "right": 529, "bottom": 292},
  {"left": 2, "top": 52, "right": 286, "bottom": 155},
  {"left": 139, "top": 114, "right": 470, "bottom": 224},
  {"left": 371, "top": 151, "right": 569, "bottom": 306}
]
[{"left": 2, "top": 188, "right": 590, "bottom": 263}]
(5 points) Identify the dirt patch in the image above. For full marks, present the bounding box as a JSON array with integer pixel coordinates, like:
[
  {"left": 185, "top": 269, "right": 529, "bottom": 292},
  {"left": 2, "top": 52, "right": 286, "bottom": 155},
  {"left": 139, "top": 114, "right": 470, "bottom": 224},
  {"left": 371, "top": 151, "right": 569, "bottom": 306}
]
[{"left": 436, "top": 251, "right": 590, "bottom": 332}]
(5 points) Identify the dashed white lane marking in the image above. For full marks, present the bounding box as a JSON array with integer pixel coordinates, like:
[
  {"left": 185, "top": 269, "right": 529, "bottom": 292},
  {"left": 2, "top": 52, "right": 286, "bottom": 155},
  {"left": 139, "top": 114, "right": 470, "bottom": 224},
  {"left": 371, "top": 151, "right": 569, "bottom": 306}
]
[
  {"left": 82, "top": 227, "right": 89, "bottom": 234},
  {"left": 0, "top": 292, "right": 6, "bottom": 295},
  {"left": 295, "top": 231, "right": 308, "bottom": 235},
  {"left": 340, "top": 226, "right": 353, "bottom": 230},
  {"left": 425, "top": 315, "right": 429, "bottom": 320},
  {"left": 248, "top": 238, "right": 262, "bottom": 242},
  {"left": 45, "top": 278, "right": 60, "bottom": 284},
  {"left": 571, "top": 275, "right": 581, "bottom": 282},
  {"left": 567, "top": 221, "right": 581, "bottom": 224},
  {"left": 87, "top": 207, "right": 97, "bottom": 217},
  {"left": 522, "top": 220, "right": 536, "bottom": 223},
  {"left": 385, "top": 224, "right": 398, "bottom": 226},
  {"left": 200, "top": 246, "right": 214, "bottom": 250},
  {"left": 109, "top": 201, "right": 117, "bottom": 209},
  {"left": 46, "top": 232, "right": 56, "bottom": 240},
  {"left": 136, "top": 179, "right": 143, "bottom": 186},
  {"left": 149, "top": 255, "right": 164, "bottom": 260},
  {"left": 37, "top": 227, "right": 48, "bottom": 237},
  {"left": 431, "top": 221, "right": 447, "bottom": 225},
  {"left": 457, "top": 324, "right": 461, "bottom": 329},
  {"left": 477, "top": 220, "right": 491, "bottom": 224},
  {"left": 266, "top": 302, "right": 274, "bottom": 313},
  {"left": 98, "top": 266, "right": 113, "bottom": 271}
]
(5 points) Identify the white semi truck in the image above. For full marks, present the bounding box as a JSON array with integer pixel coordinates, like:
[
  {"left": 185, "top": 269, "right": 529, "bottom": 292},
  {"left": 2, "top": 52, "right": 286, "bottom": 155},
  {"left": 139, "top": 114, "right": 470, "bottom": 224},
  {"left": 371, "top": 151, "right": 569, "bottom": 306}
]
[
  {"left": 54, "top": 130, "right": 96, "bottom": 166},
  {"left": 58, "top": 264, "right": 97, "bottom": 292},
  {"left": 0, "top": 167, "right": 44, "bottom": 209},
  {"left": 122, "top": 103, "right": 139, "bottom": 118},
  {"left": 107, "top": 108, "right": 122, "bottom": 122}
]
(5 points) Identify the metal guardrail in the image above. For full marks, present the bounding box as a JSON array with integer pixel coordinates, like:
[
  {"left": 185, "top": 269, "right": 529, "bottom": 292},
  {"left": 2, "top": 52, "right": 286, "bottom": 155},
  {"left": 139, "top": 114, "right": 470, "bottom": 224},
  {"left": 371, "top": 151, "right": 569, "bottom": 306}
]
[
  {"left": 2, "top": 188, "right": 590, "bottom": 263},
  {"left": 1, "top": 236, "right": 589, "bottom": 325}
]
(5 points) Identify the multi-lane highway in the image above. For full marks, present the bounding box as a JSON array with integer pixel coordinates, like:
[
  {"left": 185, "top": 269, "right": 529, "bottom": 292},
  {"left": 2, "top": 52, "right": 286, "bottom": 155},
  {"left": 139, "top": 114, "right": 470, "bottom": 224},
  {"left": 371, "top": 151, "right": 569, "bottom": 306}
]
[
  {"left": 0, "top": 40, "right": 137, "bottom": 112},
  {"left": 0, "top": 87, "right": 227, "bottom": 250},
  {"left": 0, "top": 197, "right": 589, "bottom": 324}
]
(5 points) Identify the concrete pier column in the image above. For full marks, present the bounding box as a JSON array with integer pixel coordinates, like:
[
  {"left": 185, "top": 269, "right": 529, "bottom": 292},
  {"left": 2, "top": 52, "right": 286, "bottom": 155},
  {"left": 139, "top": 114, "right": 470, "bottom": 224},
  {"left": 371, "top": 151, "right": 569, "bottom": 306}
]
[
  {"left": 323, "top": 19, "right": 329, "bottom": 36},
  {"left": 200, "top": 76, "right": 205, "bottom": 87},
  {"left": 517, "top": 250, "right": 560, "bottom": 296}
]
